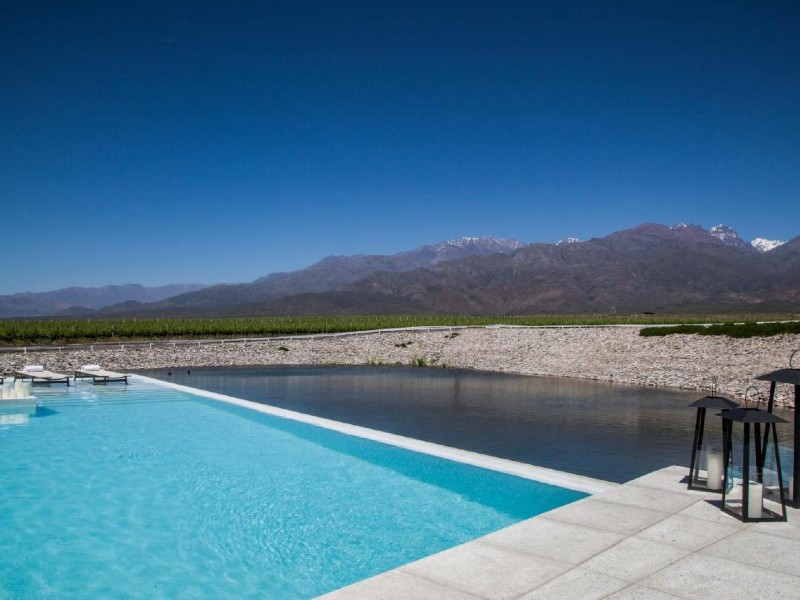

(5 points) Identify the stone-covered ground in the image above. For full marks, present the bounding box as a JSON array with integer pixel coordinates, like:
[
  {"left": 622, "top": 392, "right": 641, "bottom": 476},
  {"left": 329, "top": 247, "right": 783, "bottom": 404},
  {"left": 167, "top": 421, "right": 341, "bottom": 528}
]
[{"left": 2, "top": 327, "right": 797, "bottom": 406}]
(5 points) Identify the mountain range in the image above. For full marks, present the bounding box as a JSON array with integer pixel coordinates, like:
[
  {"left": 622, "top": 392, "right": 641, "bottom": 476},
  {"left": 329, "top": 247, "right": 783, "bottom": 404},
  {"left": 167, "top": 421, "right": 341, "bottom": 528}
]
[
  {"left": 2, "top": 224, "right": 796, "bottom": 318},
  {"left": 0, "top": 284, "right": 207, "bottom": 319}
]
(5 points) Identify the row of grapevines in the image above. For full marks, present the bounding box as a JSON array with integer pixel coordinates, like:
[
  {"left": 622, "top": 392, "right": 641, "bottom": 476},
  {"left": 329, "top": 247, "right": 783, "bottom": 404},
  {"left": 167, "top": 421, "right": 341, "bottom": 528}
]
[{"left": 0, "top": 313, "right": 796, "bottom": 345}]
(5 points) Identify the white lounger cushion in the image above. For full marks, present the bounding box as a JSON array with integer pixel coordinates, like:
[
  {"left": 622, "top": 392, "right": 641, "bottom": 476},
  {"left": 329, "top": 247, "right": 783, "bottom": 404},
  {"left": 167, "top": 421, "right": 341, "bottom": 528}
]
[
  {"left": 81, "top": 365, "right": 101, "bottom": 371},
  {"left": 23, "top": 365, "right": 44, "bottom": 372}
]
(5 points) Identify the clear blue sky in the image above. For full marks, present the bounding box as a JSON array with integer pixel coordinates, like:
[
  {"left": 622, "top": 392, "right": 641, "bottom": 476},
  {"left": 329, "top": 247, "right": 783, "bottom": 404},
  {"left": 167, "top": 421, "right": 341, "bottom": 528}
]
[{"left": 1, "top": 1, "right": 798, "bottom": 294}]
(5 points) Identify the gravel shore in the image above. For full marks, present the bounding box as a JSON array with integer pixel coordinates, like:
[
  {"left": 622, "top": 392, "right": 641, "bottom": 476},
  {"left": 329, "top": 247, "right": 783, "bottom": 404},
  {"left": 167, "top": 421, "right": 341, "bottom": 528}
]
[{"left": 2, "top": 327, "right": 798, "bottom": 407}]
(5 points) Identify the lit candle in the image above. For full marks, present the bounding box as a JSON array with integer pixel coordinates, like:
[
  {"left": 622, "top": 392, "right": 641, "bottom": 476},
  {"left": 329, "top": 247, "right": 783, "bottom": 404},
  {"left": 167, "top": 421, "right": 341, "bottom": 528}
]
[
  {"left": 748, "top": 482, "right": 763, "bottom": 519},
  {"left": 706, "top": 451, "right": 723, "bottom": 490}
]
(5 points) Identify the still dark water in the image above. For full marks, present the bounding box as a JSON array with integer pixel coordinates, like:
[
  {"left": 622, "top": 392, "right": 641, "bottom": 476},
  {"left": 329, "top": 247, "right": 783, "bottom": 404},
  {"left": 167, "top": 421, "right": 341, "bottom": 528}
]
[{"left": 139, "top": 365, "right": 794, "bottom": 484}]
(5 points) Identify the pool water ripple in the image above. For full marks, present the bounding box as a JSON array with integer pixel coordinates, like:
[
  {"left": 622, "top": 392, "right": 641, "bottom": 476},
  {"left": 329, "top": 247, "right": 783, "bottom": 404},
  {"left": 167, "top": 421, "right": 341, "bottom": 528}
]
[{"left": 0, "top": 381, "right": 585, "bottom": 598}]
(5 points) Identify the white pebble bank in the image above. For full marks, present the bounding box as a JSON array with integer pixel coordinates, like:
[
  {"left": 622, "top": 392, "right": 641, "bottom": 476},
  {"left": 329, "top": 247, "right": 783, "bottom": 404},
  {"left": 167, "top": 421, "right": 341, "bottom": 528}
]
[{"left": 1, "top": 327, "right": 797, "bottom": 407}]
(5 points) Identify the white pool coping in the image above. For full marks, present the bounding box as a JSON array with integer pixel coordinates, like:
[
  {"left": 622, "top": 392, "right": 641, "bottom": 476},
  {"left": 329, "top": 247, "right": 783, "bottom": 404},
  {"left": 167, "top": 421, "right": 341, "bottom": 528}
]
[{"left": 134, "top": 374, "right": 618, "bottom": 495}]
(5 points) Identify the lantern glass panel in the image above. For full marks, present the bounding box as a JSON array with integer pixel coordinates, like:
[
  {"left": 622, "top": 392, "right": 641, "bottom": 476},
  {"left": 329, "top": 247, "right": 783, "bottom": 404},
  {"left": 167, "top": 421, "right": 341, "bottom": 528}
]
[
  {"left": 723, "top": 420, "right": 786, "bottom": 522},
  {"left": 765, "top": 444, "right": 795, "bottom": 503},
  {"left": 687, "top": 397, "right": 738, "bottom": 493},
  {"left": 723, "top": 433, "right": 760, "bottom": 519},
  {"left": 693, "top": 445, "right": 724, "bottom": 491}
]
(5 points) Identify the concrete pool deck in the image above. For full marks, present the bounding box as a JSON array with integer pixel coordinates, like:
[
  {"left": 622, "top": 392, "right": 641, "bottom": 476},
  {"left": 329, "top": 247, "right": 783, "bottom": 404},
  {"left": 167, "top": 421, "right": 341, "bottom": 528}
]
[{"left": 320, "top": 465, "right": 800, "bottom": 600}]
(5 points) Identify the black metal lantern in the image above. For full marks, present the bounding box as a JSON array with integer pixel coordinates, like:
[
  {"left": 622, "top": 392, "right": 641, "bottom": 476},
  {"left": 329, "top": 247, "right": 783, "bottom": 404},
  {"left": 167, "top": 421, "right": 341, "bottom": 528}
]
[
  {"left": 687, "top": 393, "right": 738, "bottom": 492},
  {"left": 755, "top": 349, "right": 800, "bottom": 508},
  {"left": 720, "top": 407, "right": 788, "bottom": 522}
]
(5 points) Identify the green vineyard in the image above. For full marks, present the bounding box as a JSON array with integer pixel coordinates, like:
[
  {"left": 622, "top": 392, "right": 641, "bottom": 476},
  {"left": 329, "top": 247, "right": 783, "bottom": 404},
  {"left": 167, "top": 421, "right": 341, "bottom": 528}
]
[{"left": 1, "top": 313, "right": 797, "bottom": 345}]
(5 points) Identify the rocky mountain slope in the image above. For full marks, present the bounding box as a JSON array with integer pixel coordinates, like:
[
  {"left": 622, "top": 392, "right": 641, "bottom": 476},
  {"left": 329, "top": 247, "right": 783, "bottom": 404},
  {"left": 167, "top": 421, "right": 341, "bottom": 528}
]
[
  {"left": 340, "top": 223, "right": 799, "bottom": 314},
  {"left": 100, "top": 224, "right": 800, "bottom": 317},
  {"left": 3, "top": 225, "right": 796, "bottom": 318},
  {"left": 99, "top": 237, "right": 524, "bottom": 315}
]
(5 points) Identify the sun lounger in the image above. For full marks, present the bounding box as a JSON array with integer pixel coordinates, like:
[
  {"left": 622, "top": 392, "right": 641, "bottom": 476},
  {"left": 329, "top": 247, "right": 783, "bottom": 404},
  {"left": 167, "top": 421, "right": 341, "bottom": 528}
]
[
  {"left": 15, "top": 365, "right": 70, "bottom": 385},
  {"left": 73, "top": 364, "right": 129, "bottom": 384}
]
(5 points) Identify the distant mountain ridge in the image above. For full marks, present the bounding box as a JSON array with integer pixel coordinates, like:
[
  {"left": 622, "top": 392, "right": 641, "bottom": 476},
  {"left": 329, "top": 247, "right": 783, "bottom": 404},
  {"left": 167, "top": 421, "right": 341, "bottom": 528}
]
[
  {"left": 673, "top": 223, "right": 784, "bottom": 252},
  {"left": 2, "top": 225, "right": 796, "bottom": 318},
  {"left": 0, "top": 284, "right": 208, "bottom": 318},
  {"left": 556, "top": 224, "right": 784, "bottom": 254},
  {"left": 253, "top": 236, "right": 524, "bottom": 285},
  {"left": 338, "top": 223, "right": 800, "bottom": 314},
  {"left": 109, "top": 236, "right": 526, "bottom": 315},
  {"left": 96, "top": 223, "right": 798, "bottom": 317}
]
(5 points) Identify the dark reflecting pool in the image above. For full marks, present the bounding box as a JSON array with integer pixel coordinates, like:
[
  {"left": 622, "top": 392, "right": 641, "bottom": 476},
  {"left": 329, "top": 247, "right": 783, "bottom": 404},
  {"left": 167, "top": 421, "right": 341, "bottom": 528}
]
[{"left": 139, "top": 366, "right": 794, "bottom": 484}]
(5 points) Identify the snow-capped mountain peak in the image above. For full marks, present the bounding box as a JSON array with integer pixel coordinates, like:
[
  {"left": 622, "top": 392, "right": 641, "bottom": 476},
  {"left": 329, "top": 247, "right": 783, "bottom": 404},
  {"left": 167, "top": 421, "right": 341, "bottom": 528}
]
[
  {"left": 670, "top": 222, "right": 706, "bottom": 232},
  {"left": 556, "top": 237, "right": 581, "bottom": 246},
  {"left": 708, "top": 224, "right": 749, "bottom": 249},
  {"left": 751, "top": 238, "right": 786, "bottom": 253},
  {"left": 669, "top": 223, "right": 783, "bottom": 252},
  {"left": 424, "top": 237, "right": 524, "bottom": 264},
  {"left": 440, "top": 237, "right": 524, "bottom": 251}
]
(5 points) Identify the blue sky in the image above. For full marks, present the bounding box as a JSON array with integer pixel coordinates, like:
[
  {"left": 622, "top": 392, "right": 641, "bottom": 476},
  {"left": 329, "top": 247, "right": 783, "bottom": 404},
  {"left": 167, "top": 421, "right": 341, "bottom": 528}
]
[{"left": 1, "top": 1, "right": 798, "bottom": 294}]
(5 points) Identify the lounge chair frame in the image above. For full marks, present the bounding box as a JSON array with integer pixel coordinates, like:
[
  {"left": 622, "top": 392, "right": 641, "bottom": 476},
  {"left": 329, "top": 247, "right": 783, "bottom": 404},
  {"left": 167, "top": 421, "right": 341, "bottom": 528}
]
[
  {"left": 74, "top": 369, "right": 129, "bottom": 384},
  {"left": 15, "top": 369, "right": 70, "bottom": 386}
]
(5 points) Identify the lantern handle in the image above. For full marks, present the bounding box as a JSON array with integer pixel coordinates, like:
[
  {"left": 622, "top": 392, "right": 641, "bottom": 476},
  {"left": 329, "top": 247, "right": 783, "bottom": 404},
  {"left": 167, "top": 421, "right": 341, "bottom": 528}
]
[
  {"left": 791, "top": 349, "right": 798, "bottom": 370},
  {"left": 744, "top": 385, "right": 762, "bottom": 408}
]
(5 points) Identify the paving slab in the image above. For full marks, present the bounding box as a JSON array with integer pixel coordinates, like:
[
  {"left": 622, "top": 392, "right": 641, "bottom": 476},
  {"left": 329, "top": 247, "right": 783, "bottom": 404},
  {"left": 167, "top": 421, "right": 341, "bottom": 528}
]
[
  {"left": 481, "top": 516, "right": 626, "bottom": 565},
  {"left": 640, "top": 553, "right": 800, "bottom": 600},
  {"left": 320, "top": 570, "right": 483, "bottom": 600},
  {"left": 321, "top": 466, "right": 799, "bottom": 600},
  {"left": 676, "top": 497, "right": 740, "bottom": 525},
  {"left": 700, "top": 529, "right": 800, "bottom": 577},
  {"left": 399, "top": 540, "right": 571, "bottom": 600},
  {"left": 636, "top": 513, "right": 739, "bottom": 551},
  {"left": 604, "top": 585, "right": 683, "bottom": 599},
  {"left": 544, "top": 496, "right": 670, "bottom": 535},
  {"left": 581, "top": 536, "right": 687, "bottom": 583},
  {"left": 516, "top": 568, "right": 628, "bottom": 600},
  {"left": 749, "top": 514, "right": 800, "bottom": 541},
  {"left": 624, "top": 465, "right": 694, "bottom": 492},
  {"left": 593, "top": 482, "right": 701, "bottom": 513}
]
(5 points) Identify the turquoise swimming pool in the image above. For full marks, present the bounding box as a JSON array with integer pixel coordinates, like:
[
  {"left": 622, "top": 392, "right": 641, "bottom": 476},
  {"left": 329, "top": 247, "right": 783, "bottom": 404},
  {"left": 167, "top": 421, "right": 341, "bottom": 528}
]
[{"left": 0, "top": 379, "right": 586, "bottom": 598}]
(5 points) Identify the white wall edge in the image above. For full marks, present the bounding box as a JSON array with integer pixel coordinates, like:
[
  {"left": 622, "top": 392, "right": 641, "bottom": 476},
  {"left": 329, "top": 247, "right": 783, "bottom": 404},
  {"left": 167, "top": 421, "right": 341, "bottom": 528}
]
[{"left": 134, "top": 374, "right": 619, "bottom": 495}]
